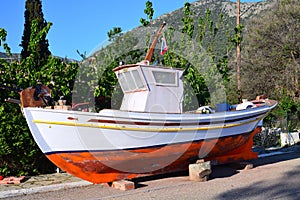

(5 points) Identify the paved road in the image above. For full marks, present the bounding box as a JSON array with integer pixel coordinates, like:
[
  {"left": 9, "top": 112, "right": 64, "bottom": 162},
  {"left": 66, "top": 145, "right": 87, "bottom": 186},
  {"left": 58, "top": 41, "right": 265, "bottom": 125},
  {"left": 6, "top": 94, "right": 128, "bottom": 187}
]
[{"left": 2, "top": 148, "right": 300, "bottom": 200}]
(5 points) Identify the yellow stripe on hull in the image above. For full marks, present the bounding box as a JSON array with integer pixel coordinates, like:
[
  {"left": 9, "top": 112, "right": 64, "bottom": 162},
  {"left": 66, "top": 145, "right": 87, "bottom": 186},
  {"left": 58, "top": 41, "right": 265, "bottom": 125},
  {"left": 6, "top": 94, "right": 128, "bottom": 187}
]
[{"left": 32, "top": 117, "right": 263, "bottom": 132}]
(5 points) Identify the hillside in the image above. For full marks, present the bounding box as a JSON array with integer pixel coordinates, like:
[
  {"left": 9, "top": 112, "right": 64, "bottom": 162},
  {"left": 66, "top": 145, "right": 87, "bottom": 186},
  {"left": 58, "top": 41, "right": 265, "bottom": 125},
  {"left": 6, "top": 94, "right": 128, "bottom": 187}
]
[
  {"left": 0, "top": 52, "right": 77, "bottom": 64},
  {"left": 0, "top": 52, "right": 20, "bottom": 62},
  {"left": 152, "top": 0, "right": 275, "bottom": 29},
  {"left": 89, "top": 0, "right": 276, "bottom": 64}
]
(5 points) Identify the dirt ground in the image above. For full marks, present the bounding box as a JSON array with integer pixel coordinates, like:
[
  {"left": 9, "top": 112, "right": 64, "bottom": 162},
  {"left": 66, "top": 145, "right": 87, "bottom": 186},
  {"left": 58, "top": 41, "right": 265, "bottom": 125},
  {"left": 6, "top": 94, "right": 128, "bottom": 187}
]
[{"left": 2, "top": 145, "right": 300, "bottom": 200}]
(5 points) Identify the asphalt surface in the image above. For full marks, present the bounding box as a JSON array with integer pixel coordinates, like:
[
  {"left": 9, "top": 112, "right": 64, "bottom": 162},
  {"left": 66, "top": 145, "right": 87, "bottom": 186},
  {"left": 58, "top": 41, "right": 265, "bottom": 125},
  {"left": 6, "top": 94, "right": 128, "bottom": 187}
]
[{"left": 1, "top": 145, "right": 300, "bottom": 200}]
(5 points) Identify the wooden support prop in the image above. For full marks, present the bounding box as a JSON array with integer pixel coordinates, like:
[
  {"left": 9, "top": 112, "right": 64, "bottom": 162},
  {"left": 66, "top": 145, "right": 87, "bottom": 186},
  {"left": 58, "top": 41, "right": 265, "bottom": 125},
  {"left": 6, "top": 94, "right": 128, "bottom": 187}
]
[
  {"left": 0, "top": 176, "right": 26, "bottom": 185},
  {"left": 111, "top": 180, "right": 135, "bottom": 191},
  {"left": 189, "top": 161, "right": 212, "bottom": 182},
  {"left": 244, "top": 163, "right": 254, "bottom": 170},
  {"left": 229, "top": 162, "right": 254, "bottom": 170}
]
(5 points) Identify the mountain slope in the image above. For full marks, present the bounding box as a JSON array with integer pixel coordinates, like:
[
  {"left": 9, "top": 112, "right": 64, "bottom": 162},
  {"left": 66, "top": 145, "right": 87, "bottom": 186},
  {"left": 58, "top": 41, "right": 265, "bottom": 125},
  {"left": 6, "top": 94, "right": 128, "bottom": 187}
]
[{"left": 89, "top": 0, "right": 276, "bottom": 62}]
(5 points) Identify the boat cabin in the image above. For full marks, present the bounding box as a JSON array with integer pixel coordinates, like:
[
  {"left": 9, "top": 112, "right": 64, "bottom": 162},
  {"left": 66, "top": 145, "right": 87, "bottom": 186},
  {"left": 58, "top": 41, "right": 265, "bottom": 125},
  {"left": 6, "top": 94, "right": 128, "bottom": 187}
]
[{"left": 113, "top": 61, "right": 184, "bottom": 113}]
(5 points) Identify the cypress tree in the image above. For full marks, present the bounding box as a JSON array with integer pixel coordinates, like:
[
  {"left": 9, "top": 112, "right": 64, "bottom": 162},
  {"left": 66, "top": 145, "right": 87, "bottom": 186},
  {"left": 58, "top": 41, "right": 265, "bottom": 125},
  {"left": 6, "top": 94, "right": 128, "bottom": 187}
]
[{"left": 20, "top": 0, "right": 51, "bottom": 68}]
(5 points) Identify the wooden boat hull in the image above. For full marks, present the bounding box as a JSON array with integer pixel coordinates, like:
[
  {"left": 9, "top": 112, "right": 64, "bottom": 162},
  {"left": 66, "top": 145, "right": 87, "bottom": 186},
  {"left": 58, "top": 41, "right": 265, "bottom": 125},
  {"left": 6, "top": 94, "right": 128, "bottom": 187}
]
[
  {"left": 46, "top": 128, "right": 260, "bottom": 183},
  {"left": 23, "top": 100, "right": 276, "bottom": 183}
]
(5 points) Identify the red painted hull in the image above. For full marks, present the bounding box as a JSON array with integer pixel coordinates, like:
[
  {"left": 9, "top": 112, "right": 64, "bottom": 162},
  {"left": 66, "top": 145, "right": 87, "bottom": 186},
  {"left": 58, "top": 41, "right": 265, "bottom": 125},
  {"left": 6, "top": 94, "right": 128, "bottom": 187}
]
[{"left": 46, "top": 127, "right": 261, "bottom": 184}]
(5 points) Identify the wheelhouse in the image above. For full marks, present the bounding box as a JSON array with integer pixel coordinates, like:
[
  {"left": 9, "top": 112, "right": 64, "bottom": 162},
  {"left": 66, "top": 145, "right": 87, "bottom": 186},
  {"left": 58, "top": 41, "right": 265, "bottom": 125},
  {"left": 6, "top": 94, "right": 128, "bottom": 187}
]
[{"left": 113, "top": 63, "right": 184, "bottom": 113}]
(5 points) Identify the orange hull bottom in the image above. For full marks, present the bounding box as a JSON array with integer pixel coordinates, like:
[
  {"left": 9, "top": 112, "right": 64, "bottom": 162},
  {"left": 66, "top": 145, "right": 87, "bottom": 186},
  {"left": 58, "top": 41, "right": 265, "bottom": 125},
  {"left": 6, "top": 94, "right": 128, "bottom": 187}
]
[{"left": 47, "top": 128, "right": 261, "bottom": 184}]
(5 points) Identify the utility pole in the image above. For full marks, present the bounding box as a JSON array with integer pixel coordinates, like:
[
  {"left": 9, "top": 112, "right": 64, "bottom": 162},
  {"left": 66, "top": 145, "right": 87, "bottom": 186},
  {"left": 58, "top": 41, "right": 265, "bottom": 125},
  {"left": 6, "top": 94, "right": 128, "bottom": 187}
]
[{"left": 237, "top": 0, "right": 242, "bottom": 103}]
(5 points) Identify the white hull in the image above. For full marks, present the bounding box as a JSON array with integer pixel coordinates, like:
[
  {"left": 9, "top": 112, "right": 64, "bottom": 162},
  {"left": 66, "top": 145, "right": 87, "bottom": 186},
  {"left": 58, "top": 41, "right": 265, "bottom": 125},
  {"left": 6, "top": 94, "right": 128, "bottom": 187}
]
[{"left": 23, "top": 103, "right": 275, "bottom": 154}]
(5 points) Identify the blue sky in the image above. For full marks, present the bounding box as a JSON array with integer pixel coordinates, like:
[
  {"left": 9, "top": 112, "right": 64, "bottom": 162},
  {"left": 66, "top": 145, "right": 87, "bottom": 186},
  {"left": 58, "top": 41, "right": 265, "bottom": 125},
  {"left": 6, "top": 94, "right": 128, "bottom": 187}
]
[{"left": 0, "top": 0, "right": 261, "bottom": 60}]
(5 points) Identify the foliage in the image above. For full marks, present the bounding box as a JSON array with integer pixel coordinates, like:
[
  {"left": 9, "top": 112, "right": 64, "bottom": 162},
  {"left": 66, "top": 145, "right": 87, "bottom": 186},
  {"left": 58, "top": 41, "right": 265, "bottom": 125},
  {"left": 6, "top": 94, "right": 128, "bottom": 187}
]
[
  {"left": 0, "top": 48, "right": 78, "bottom": 177},
  {"left": 197, "top": 9, "right": 232, "bottom": 84},
  {"left": 0, "top": 102, "right": 53, "bottom": 176},
  {"left": 254, "top": 127, "right": 280, "bottom": 148},
  {"left": 267, "top": 94, "right": 300, "bottom": 132},
  {"left": 181, "top": 2, "right": 195, "bottom": 39},
  {"left": 229, "top": 24, "right": 243, "bottom": 47},
  {"left": 0, "top": 0, "right": 79, "bottom": 176},
  {"left": 140, "top": 1, "right": 154, "bottom": 26},
  {"left": 180, "top": 3, "right": 229, "bottom": 107},
  {"left": 241, "top": 0, "right": 300, "bottom": 130},
  {"left": 107, "top": 27, "right": 123, "bottom": 42},
  {"left": 241, "top": 0, "right": 300, "bottom": 100},
  {"left": 0, "top": 28, "right": 11, "bottom": 56},
  {"left": 20, "top": 0, "right": 51, "bottom": 68}
]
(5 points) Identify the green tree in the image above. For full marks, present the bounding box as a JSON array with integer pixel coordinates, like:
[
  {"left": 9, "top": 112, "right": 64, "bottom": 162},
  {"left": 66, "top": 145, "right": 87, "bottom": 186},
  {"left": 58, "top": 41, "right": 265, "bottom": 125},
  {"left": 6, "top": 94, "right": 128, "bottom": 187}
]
[
  {"left": 20, "top": 0, "right": 51, "bottom": 69},
  {"left": 181, "top": 2, "right": 194, "bottom": 39},
  {"left": 140, "top": 1, "right": 154, "bottom": 26},
  {"left": 0, "top": 0, "right": 79, "bottom": 175},
  {"left": 242, "top": 0, "right": 300, "bottom": 100},
  {"left": 242, "top": 0, "right": 300, "bottom": 130},
  {"left": 107, "top": 27, "right": 123, "bottom": 42},
  {"left": 0, "top": 28, "right": 11, "bottom": 56},
  {"left": 179, "top": 3, "right": 229, "bottom": 108},
  {"left": 0, "top": 31, "right": 78, "bottom": 176},
  {"left": 0, "top": 50, "right": 78, "bottom": 177}
]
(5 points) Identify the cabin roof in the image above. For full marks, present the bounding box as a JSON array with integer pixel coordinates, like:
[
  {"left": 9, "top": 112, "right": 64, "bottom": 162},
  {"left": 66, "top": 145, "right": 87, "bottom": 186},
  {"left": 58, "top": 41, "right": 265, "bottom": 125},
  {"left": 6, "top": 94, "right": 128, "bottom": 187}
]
[
  {"left": 113, "top": 64, "right": 139, "bottom": 72},
  {"left": 113, "top": 63, "right": 183, "bottom": 72}
]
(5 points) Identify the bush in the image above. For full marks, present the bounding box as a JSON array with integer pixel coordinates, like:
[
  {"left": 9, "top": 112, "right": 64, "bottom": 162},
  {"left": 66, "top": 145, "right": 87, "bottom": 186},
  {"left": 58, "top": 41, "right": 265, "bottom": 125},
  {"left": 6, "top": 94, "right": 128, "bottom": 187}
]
[
  {"left": 0, "top": 55, "right": 78, "bottom": 176},
  {"left": 0, "top": 103, "right": 55, "bottom": 176}
]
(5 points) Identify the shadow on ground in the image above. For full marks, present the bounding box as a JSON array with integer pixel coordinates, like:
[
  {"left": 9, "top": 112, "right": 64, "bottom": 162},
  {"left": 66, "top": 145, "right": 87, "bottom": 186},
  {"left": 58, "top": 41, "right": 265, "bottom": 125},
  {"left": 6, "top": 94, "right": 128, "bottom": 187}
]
[
  {"left": 132, "top": 145, "right": 300, "bottom": 190},
  {"left": 216, "top": 167, "right": 300, "bottom": 199},
  {"left": 215, "top": 146, "right": 300, "bottom": 199}
]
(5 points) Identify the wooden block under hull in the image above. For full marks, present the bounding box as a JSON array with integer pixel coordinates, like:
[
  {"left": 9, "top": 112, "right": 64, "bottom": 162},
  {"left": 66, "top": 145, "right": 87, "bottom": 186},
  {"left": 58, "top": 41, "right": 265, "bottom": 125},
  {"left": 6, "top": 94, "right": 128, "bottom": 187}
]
[{"left": 46, "top": 127, "right": 261, "bottom": 184}]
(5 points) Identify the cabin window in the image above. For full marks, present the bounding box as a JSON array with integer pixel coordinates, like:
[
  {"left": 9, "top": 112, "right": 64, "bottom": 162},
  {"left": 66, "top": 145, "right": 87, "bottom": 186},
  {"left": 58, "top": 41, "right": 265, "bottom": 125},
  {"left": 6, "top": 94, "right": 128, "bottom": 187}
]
[
  {"left": 118, "top": 73, "right": 129, "bottom": 91},
  {"left": 132, "top": 70, "right": 145, "bottom": 89},
  {"left": 124, "top": 71, "right": 136, "bottom": 91},
  {"left": 152, "top": 70, "right": 177, "bottom": 86},
  {"left": 117, "top": 69, "right": 147, "bottom": 92}
]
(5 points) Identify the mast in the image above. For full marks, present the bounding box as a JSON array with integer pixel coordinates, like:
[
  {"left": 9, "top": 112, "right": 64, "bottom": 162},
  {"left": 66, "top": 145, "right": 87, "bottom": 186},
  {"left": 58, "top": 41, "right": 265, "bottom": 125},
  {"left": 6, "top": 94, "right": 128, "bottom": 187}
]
[
  {"left": 237, "top": 0, "right": 242, "bottom": 103},
  {"left": 144, "top": 21, "right": 166, "bottom": 62}
]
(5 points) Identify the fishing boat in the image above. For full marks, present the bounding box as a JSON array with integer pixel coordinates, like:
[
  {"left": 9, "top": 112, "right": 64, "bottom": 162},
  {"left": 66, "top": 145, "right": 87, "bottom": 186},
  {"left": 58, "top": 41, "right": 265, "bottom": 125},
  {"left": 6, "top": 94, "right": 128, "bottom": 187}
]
[{"left": 21, "top": 22, "right": 277, "bottom": 184}]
